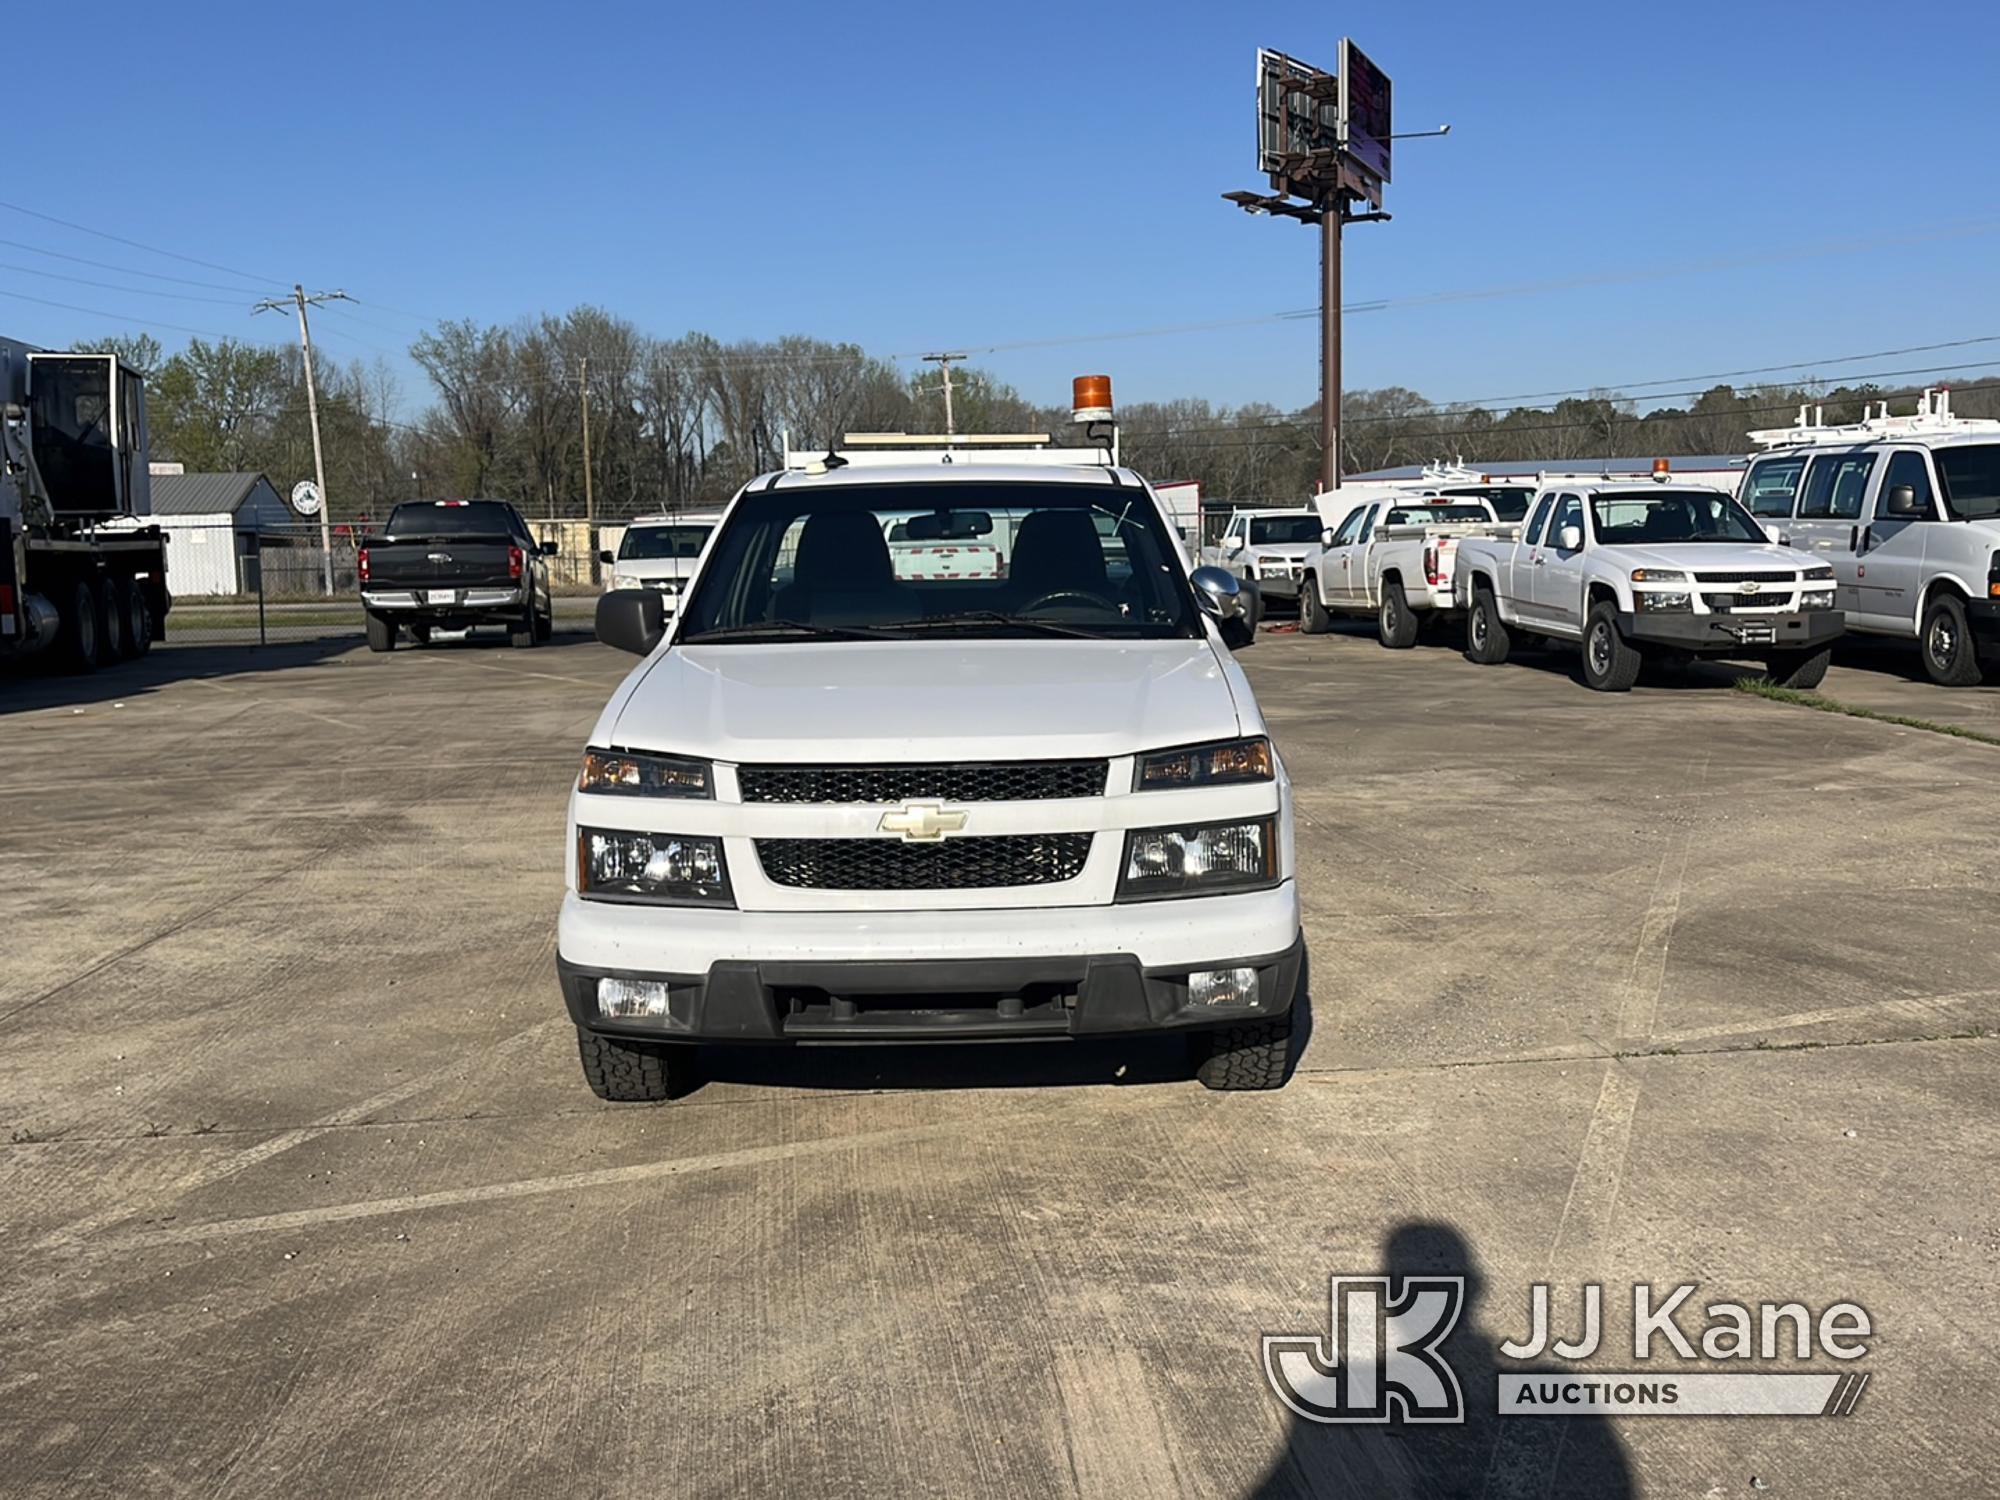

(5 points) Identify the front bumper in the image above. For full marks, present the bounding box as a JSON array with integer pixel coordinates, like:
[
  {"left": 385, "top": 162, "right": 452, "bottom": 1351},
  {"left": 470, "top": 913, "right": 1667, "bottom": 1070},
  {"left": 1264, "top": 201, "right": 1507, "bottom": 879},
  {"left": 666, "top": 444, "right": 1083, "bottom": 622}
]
[
  {"left": 557, "top": 881, "right": 1302, "bottom": 1041},
  {"left": 1967, "top": 599, "right": 2000, "bottom": 653},
  {"left": 1619, "top": 607, "right": 1843, "bottom": 654},
  {"left": 559, "top": 932, "right": 1304, "bottom": 1042}
]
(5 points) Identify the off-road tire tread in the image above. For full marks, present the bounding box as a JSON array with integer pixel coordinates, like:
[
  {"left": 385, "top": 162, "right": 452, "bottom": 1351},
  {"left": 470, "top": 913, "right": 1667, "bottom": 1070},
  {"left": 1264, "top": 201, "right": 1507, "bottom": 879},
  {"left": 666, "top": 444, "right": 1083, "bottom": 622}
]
[
  {"left": 576, "top": 1030, "right": 684, "bottom": 1102},
  {"left": 1194, "top": 1010, "right": 1295, "bottom": 1091},
  {"left": 1766, "top": 647, "right": 1831, "bottom": 691}
]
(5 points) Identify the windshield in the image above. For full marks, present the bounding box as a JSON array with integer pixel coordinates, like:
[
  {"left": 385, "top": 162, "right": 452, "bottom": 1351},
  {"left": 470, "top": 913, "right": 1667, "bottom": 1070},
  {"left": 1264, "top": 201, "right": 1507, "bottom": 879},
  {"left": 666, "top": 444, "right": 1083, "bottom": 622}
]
[
  {"left": 1383, "top": 504, "right": 1490, "bottom": 525},
  {"left": 676, "top": 482, "right": 1199, "bottom": 642},
  {"left": 1589, "top": 490, "right": 1767, "bottom": 545},
  {"left": 1248, "top": 515, "right": 1320, "bottom": 545},
  {"left": 1438, "top": 485, "right": 1533, "bottom": 521},
  {"left": 619, "top": 524, "right": 712, "bottom": 560},
  {"left": 383, "top": 500, "right": 517, "bottom": 537},
  {"left": 1937, "top": 444, "right": 2000, "bottom": 521}
]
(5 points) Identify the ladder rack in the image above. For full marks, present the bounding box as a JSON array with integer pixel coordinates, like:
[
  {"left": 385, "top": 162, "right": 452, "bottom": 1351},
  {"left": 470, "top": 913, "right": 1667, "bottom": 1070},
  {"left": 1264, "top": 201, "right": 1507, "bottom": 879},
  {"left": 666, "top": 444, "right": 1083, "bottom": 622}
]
[{"left": 1747, "top": 388, "right": 2000, "bottom": 449}]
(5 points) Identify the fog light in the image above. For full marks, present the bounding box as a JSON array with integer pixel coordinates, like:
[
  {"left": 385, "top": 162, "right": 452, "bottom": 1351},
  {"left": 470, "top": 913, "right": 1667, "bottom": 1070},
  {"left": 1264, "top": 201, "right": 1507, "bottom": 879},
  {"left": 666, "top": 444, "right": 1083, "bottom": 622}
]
[
  {"left": 1188, "top": 967, "right": 1259, "bottom": 1007},
  {"left": 597, "top": 976, "right": 672, "bottom": 1020}
]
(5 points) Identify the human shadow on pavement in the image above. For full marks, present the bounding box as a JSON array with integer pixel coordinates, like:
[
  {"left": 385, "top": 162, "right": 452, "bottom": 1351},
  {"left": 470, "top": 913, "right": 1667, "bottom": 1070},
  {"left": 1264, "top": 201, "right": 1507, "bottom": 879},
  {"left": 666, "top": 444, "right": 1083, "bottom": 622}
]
[{"left": 1248, "top": 1222, "right": 1632, "bottom": 1500}]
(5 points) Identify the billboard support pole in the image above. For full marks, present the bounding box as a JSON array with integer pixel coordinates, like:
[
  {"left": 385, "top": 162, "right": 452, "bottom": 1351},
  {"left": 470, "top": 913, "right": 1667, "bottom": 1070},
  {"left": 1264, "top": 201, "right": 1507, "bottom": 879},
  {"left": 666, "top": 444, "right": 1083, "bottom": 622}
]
[{"left": 1320, "top": 206, "right": 1341, "bottom": 493}]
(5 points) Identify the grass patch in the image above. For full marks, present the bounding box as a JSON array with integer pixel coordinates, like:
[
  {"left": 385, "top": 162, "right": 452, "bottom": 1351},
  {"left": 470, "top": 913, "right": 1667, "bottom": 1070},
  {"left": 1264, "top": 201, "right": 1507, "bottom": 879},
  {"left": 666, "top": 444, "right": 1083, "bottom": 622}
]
[{"left": 1733, "top": 677, "right": 2000, "bottom": 748}]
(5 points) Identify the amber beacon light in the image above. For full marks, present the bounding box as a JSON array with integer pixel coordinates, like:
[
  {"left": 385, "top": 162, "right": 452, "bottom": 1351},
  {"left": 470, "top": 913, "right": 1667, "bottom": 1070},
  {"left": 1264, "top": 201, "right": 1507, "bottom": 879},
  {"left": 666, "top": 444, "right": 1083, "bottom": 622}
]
[{"left": 1072, "top": 374, "right": 1114, "bottom": 424}]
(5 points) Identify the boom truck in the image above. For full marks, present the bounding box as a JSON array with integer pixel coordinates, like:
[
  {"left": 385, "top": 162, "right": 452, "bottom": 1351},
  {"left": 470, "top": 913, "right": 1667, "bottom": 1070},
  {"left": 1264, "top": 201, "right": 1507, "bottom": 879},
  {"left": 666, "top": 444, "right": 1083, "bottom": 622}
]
[{"left": 0, "top": 337, "right": 168, "bottom": 671}]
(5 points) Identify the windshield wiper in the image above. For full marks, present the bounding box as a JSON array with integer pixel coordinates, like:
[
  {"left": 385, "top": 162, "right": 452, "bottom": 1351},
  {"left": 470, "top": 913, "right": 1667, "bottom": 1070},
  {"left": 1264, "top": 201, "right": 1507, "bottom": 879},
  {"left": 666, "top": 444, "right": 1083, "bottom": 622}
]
[
  {"left": 680, "top": 619, "right": 901, "bottom": 642},
  {"left": 874, "top": 611, "right": 1113, "bottom": 640}
]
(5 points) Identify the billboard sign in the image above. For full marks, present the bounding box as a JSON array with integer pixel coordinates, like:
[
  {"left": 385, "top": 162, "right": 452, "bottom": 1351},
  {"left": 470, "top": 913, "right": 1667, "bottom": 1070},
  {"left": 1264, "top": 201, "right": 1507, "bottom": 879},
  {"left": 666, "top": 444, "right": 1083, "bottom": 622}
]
[
  {"left": 1256, "top": 47, "right": 1338, "bottom": 177},
  {"left": 1338, "top": 39, "right": 1393, "bottom": 186}
]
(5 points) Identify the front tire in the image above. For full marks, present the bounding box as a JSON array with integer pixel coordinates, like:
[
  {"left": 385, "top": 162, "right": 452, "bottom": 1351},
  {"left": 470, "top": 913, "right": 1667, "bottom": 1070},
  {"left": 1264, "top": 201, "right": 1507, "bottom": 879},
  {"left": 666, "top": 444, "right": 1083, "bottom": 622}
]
[
  {"left": 1765, "top": 646, "right": 1831, "bottom": 691},
  {"left": 1377, "top": 579, "right": 1419, "bottom": 649},
  {"left": 1464, "top": 583, "right": 1510, "bottom": 664},
  {"left": 577, "top": 1030, "right": 695, "bottom": 1102},
  {"left": 365, "top": 611, "right": 397, "bottom": 652},
  {"left": 1194, "top": 1009, "right": 1296, "bottom": 1091},
  {"left": 1300, "top": 576, "right": 1331, "bottom": 635},
  {"left": 1920, "top": 593, "right": 1984, "bottom": 686},
  {"left": 1582, "top": 602, "right": 1642, "bottom": 692}
]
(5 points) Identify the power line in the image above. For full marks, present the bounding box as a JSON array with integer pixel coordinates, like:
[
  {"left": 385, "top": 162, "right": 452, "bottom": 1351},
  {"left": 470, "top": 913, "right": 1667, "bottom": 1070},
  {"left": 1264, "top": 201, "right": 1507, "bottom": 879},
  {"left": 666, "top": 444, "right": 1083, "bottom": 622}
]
[
  {"left": 0, "top": 260, "right": 261, "bottom": 307},
  {"left": 0, "top": 287, "right": 249, "bottom": 341},
  {"left": 0, "top": 197, "right": 283, "bottom": 288},
  {"left": 0, "top": 237, "right": 281, "bottom": 294}
]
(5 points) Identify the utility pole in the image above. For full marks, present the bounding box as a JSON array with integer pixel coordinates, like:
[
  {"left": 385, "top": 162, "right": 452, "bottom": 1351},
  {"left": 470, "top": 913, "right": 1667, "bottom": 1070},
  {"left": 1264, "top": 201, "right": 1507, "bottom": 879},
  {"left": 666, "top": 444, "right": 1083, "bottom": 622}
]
[
  {"left": 1320, "top": 208, "right": 1341, "bottom": 493},
  {"left": 919, "top": 351, "right": 967, "bottom": 434},
  {"left": 255, "top": 286, "right": 350, "bottom": 594},
  {"left": 579, "top": 355, "right": 596, "bottom": 583}
]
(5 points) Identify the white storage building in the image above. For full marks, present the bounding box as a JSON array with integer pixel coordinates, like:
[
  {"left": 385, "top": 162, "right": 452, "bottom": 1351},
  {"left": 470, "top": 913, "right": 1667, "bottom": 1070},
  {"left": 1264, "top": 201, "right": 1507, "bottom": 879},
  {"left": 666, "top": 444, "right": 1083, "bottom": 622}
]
[{"left": 114, "top": 473, "right": 295, "bottom": 597}]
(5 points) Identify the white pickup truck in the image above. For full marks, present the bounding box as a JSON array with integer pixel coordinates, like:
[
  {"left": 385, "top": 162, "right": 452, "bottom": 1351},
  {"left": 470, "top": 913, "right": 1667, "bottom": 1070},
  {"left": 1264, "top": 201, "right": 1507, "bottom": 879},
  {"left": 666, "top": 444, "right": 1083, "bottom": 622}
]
[
  {"left": 1298, "top": 499, "right": 1507, "bottom": 647},
  {"left": 1452, "top": 482, "right": 1843, "bottom": 691},
  {"left": 564, "top": 431, "right": 1305, "bottom": 1102},
  {"left": 1201, "top": 508, "right": 1323, "bottom": 605}
]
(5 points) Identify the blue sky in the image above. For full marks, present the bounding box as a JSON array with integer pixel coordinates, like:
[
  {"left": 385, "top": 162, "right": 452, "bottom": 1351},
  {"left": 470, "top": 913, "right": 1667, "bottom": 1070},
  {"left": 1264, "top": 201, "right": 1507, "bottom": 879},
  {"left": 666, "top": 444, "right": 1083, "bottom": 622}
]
[{"left": 10, "top": 0, "right": 1999, "bottom": 417}]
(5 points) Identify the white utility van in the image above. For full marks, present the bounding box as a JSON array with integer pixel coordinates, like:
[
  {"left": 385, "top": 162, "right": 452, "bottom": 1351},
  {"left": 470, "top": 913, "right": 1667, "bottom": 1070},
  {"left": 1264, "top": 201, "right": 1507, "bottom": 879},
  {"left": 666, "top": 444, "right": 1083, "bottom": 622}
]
[{"left": 1740, "top": 389, "right": 2000, "bottom": 684}]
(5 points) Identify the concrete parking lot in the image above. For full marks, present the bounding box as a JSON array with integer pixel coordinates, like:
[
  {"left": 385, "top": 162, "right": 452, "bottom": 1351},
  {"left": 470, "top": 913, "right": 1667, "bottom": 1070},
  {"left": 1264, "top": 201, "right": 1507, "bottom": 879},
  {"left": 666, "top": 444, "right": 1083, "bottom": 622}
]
[{"left": 3, "top": 626, "right": 1996, "bottom": 1498}]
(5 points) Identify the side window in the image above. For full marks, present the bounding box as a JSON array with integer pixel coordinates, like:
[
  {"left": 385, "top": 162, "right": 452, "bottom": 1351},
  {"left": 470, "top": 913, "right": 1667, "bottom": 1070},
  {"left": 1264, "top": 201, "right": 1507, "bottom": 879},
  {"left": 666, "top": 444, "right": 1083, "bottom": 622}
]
[
  {"left": 1521, "top": 495, "right": 1554, "bottom": 546},
  {"left": 1827, "top": 454, "right": 1876, "bottom": 519},
  {"left": 1877, "top": 451, "right": 1936, "bottom": 520},
  {"left": 1797, "top": 454, "right": 1873, "bottom": 519},
  {"left": 1355, "top": 504, "right": 1382, "bottom": 544},
  {"left": 1743, "top": 457, "right": 1805, "bottom": 518},
  {"left": 1329, "top": 505, "right": 1368, "bottom": 547},
  {"left": 1549, "top": 494, "right": 1584, "bottom": 548}
]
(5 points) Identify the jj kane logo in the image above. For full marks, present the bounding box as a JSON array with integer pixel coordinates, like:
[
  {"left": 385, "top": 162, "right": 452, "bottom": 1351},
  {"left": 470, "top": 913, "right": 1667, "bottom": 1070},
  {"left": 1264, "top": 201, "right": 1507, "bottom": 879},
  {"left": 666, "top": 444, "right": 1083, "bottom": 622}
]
[
  {"left": 1263, "top": 1276, "right": 1467, "bottom": 1424},
  {"left": 1265, "top": 1277, "right": 1874, "bottom": 1424}
]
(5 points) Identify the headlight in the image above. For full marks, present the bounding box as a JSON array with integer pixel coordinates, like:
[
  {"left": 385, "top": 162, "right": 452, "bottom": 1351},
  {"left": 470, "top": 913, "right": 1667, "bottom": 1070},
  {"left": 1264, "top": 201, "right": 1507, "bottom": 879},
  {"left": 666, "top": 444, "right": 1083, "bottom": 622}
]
[
  {"left": 579, "top": 747, "right": 712, "bottom": 798},
  {"left": 577, "top": 827, "right": 732, "bottom": 906},
  {"left": 1803, "top": 589, "right": 1836, "bottom": 610},
  {"left": 1118, "top": 817, "right": 1278, "bottom": 901},
  {"left": 1805, "top": 566, "right": 1835, "bottom": 582},
  {"left": 1630, "top": 568, "right": 1689, "bottom": 584},
  {"left": 1633, "top": 591, "right": 1691, "bottom": 612},
  {"left": 1135, "top": 737, "right": 1273, "bottom": 791}
]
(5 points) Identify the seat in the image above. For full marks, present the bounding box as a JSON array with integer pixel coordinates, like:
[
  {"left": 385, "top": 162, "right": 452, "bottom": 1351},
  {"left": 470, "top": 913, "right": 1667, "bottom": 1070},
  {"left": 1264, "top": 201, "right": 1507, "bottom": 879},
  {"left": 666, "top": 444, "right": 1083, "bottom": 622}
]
[
  {"left": 1008, "top": 510, "right": 1110, "bottom": 605},
  {"left": 772, "top": 511, "right": 909, "bottom": 624}
]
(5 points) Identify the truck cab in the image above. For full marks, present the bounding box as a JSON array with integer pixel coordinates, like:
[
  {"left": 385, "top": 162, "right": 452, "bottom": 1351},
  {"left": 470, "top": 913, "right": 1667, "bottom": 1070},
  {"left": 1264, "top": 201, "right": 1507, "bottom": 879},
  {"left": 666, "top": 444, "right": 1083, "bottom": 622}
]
[
  {"left": 1201, "top": 507, "right": 1322, "bottom": 603},
  {"left": 1740, "top": 389, "right": 2000, "bottom": 685},
  {"left": 1453, "top": 480, "right": 1843, "bottom": 691},
  {"left": 601, "top": 511, "right": 721, "bottom": 612},
  {"left": 559, "top": 411, "right": 1304, "bottom": 1102}
]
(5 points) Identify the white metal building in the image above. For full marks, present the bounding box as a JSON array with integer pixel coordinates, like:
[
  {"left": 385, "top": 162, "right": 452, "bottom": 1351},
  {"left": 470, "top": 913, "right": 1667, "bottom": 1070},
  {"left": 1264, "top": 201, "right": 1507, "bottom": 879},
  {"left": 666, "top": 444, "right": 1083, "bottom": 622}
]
[{"left": 108, "top": 472, "right": 294, "bottom": 596}]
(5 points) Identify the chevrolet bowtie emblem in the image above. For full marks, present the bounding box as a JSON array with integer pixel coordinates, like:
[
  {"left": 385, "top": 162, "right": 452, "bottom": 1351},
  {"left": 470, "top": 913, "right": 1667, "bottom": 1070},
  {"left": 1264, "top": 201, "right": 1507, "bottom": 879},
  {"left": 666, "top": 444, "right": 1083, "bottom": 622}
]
[
  {"left": 878, "top": 802, "right": 968, "bottom": 842},
  {"left": 1741, "top": 580, "right": 1761, "bottom": 595}
]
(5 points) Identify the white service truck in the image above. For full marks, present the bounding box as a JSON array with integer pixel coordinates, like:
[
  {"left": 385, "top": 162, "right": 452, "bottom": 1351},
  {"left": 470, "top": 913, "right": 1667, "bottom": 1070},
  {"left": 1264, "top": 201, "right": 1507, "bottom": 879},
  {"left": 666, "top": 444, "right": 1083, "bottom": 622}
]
[
  {"left": 1298, "top": 498, "right": 1507, "bottom": 646},
  {"left": 562, "top": 407, "right": 1304, "bottom": 1100},
  {"left": 1738, "top": 389, "right": 2000, "bottom": 685},
  {"left": 1453, "top": 481, "right": 1843, "bottom": 691},
  {"left": 1201, "top": 507, "right": 1324, "bottom": 607}
]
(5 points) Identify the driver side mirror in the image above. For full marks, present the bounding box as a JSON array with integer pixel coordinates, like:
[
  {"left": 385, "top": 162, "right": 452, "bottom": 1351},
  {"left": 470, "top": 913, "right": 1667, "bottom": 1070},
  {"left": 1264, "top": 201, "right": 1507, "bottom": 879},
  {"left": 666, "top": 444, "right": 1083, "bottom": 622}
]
[
  {"left": 1321, "top": 527, "right": 1336, "bottom": 548},
  {"left": 597, "top": 548, "right": 614, "bottom": 564},
  {"left": 1224, "top": 537, "right": 1245, "bottom": 553},
  {"left": 596, "top": 588, "right": 666, "bottom": 656},
  {"left": 1883, "top": 484, "right": 1923, "bottom": 518},
  {"left": 1557, "top": 524, "right": 1583, "bottom": 551}
]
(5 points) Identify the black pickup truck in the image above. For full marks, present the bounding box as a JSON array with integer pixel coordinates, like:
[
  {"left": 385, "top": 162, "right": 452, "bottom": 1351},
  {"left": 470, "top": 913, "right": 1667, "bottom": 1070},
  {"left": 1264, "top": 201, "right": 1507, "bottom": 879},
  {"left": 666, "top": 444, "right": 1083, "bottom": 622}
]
[{"left": 357, "top": 499, "right": 556, "bottom": 650}]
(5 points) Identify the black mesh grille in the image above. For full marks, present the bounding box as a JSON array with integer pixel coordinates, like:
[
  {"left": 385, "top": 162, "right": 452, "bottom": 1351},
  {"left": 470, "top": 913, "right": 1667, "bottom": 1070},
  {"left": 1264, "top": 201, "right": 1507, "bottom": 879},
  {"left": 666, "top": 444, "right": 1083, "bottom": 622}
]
[
  {"left": 756, "top": 834, "right": 1093, "bottom": 890},
  {"left": 739, "top": 760, "right": 1107, "bottom": 804},
  {"left": 1694, "top": 571, "right": 1796, "bottom": 584},
  {"left": 1707, "top": 590, "right": 1798, "bottom": 612}
]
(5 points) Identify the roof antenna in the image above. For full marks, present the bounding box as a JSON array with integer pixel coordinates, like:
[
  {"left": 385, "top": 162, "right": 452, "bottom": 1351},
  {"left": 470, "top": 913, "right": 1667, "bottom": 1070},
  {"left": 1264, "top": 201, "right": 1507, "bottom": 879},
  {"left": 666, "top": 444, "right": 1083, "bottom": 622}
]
[{"left": 820, "top": 447, "right": 848, "bottom": 470}]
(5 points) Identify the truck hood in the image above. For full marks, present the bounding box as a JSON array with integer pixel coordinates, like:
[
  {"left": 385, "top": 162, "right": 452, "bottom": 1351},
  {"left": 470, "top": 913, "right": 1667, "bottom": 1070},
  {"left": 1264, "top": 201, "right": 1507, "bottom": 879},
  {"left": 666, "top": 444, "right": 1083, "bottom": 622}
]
[
  {"left": 605, "top": 638, "right": 1242, "bottom": 763},
  {"left": 609, "top": 558, "right": 700, "bottom": 583},
  {"left": 1249, "top": 543, "right": 1319, "bottom": 561},
  {"left": 1598, "top": 542, "right": 1812, "bottom": 572}
]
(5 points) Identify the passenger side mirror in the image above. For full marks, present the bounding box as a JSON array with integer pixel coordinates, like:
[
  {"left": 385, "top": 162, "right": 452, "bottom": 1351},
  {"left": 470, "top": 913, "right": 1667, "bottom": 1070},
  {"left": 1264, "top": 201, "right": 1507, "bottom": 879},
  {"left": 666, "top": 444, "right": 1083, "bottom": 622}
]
[
  {"left": 1558, "top": 524, "right": 1583, "bottom": 551},
  {"left": 598, "top": 548, "right": 615, "bottom": 564},
  {"left": 539, "top": 538, "right": 560, "bottom": 555},
  {"left": 596, "top": 588, "right": 666, "bottom": 656},
  {"left": 1883, "top": 484, "right": 1922, "bottom": 518},
  {"left": 1321, "top": 528, "right": 1336, "bottom": 548}
]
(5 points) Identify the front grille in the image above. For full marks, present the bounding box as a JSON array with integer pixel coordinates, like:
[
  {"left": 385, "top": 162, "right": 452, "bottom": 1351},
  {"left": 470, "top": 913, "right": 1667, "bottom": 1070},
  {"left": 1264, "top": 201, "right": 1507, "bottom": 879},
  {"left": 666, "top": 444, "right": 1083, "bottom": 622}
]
[
  {"left": 1694, "top": 571, "right": 1796, "bottom": 585},
  {"left": 738, "top": 760, "right": 1108, "bottom": 804},
  {"left": 1706, "top": 589, "right": 1798, "bottom": 611},
  {"left": 757, "top": 834, "right": 1093, "bottom": 890}
]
